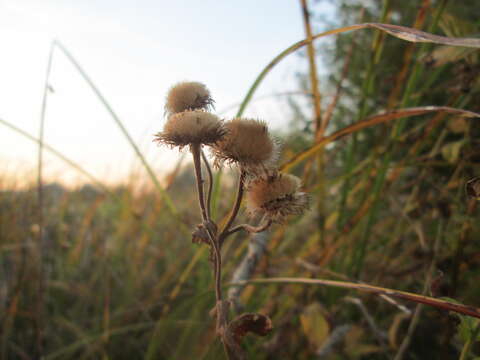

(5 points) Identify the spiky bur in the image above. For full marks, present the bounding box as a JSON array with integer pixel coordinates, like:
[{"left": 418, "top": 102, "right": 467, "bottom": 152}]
[
  {"left": 211, "top": 118, "right": 278, "bottom": 173},
  {"left": 154, "top": 110, "right": 226, "bottom": 149},
  {"left": 165, "top": 81, "right": 214, "bottom": 115},
  {"left": 246, "top": 172, "right": 309, "bottom": 223}
]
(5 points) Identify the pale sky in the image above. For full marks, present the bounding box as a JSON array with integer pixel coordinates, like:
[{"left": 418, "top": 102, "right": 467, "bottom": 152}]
[{"left": 0, "top": 0, "right": 333, "bottom": 186}]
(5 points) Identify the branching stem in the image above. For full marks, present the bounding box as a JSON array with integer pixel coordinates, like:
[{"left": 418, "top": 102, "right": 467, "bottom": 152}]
[
  {"left": 190, "top": 144, "right": 225, "bottom": 334},
  {"left": 201, "top": 149, "right": 214, "bottom": 220},
  {"left": 219, "top": 170, "right": 246, "bottom": 246},
  {"left": 225, "top": 220, "right": 272, "bottom": 238},
  {"left": 191, "top": 144, "right": 209, "bottom": 222}
]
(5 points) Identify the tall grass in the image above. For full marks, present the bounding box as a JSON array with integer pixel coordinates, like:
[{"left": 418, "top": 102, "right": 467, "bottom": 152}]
[{"left": 1, "top": 1, "right": 480, "bottom": 359}]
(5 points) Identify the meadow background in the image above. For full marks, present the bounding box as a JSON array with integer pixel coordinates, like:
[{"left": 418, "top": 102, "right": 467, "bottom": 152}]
[{"left": 1, "top": 0, "right": 480, "bottom": 359}]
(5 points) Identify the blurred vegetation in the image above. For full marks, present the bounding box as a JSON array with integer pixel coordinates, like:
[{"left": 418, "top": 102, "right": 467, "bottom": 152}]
[{"left": 1, "top": 0, "right": 480, "bottom": 359}]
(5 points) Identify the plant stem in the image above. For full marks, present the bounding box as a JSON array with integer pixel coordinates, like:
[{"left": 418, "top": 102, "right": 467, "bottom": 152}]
[
  {"left": 35, "top": 41, "right": 55, "bottom": 359},
  {"left": 300, "top": 0, "right": 322, "bottom": 133},
  {"left": 201, "top": 149, "right": 214, "bottom": 220},
  {"left": 0, "top": 117, "right": 112, "bottom": 195},
  {"left": 190, "top": 145, "right": 223, "bottom": 309},
  {"left": 53, "top": 40, "right": 182, "bottom": 226},
  {"left": 459, "top": 322, "right": 480, "bottom": 360},
  {"left": 191, "top": 144, "right": 208, "bottom": 222},
  {"left": 191, "top": 145, "right": 234, "bottom": 358},
  {"left": 393, "top": 219, "right": 444, "bottom": 360},
  {"left": 219, "top": 170, "right": 246, "bottom": 246},
  {"left": 225, "top": 219, "right": 272, "bottom": 237},
  {"left": 232, "top": 277, "right": 480, "bottom": 319}
]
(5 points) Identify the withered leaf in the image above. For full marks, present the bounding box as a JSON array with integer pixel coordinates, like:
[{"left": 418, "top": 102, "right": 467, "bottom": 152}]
[
  {"left": 228, "top": 313, "right": 273, "bottom": 343},
  {"left": 466, "top": 177, "right": 480, "bottom": 200},
  {"left": 364, "top": 23, "right": 480, "bottom": 48},
  {"left": 191, "top": 221, "right": 217, "bottom": 245}
]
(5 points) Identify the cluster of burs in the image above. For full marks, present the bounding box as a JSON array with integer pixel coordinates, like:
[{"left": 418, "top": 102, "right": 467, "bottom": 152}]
[{"left": 155, "top": 81, "right": 308, "bottom": 224}]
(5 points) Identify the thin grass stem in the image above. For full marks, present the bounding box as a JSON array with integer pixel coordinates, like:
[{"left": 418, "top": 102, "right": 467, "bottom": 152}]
[
  {"left": 0, "top": 118, "right": 112, "bottom": 195},
  {"left": 300, "top": 0, "right": 322, "bottom": 133},
  {"left": 35, "top": 41, "right": 55, "bottom": 358},
  {"left": 52, "top": 41, "right": 182, "bottom": 225},
  {"left": 393, "top": 219, "right": 444, "bottom": 360},
  {"left": 231, "top": 277, "right": 480, "bottom": 319}
]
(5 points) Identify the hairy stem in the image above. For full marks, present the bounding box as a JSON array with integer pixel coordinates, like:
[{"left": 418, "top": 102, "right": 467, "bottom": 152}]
[
  {"left": 201, "top": 149, "right": 214, "bottom": 220},
  {"left": 225, "top": 219, "right": 272, "bottom": 238},
  {"left": 191, "top": 144, "right": 225, "bottom": 334},
  {"left": 219, "top": 170, "right": 246, "bottom": 246},
  {"left": 191, "top": 144, "right": 209, "bottom": 222}
]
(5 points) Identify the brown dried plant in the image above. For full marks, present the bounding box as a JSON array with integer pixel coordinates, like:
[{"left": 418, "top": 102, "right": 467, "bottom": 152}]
[{"left": 154, "top": 81, "right": 308, "bottom": 359}]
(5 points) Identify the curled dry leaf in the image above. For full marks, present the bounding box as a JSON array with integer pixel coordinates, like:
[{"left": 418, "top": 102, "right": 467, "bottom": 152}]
[
  {"left": 227, "top": 313, "right": 273, "bottom": 344},
  {"left": 192, "top": 221, "right": 217, "bottom": 245},
  {"left": 465, "top": 177, "right": 480, "bottom": 200},
  {"left": 192, "top": 225, "right": 210, "bottom": 245},
  {"left": 192, "top": 221, "right": 218, "bottom": 262}
]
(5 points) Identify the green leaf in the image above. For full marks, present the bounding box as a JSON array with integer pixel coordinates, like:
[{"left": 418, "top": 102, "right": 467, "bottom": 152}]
[
  {"left": 441, "top": 297, "right": 480, "bottom": 343},
  {"left": 300, "top": 302, "right": 330, "bottom": 349},
  {"left": 441, "top": 140, "right": 466, "bottom": 164}
]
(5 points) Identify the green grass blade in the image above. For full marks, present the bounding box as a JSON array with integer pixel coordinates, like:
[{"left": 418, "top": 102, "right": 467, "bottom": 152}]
[{"left": 52, "top": 41, "right": 182, "bottom": 227}]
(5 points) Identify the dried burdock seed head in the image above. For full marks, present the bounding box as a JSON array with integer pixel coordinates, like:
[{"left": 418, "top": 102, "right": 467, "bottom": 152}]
[
  {"left": 165, "top": 81, "right": 214, "bottom": 115},
  {"left": 246, "top": 172, "right": 309, "bottom": 223},
  {"left": 154, "top": 110, "right": 225, "bottom": 148},
  {"left": 211, "top": 118, "right": 278, "bottom": 172}
]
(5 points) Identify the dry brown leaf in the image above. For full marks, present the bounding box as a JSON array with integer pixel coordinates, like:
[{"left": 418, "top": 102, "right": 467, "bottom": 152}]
[
  {"left": 364, "top": 23, "right": 480, "bottom": 48},
  {"left": 228, "top": 313, "right": 273, "bottom": 344},
  {"left": 466, "top": 177, "right": 480, "bottom": 200}
]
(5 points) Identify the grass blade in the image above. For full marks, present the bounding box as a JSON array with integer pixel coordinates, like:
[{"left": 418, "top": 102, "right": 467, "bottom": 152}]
[
  {"left": 237, "top": 22, "right": 480, "bottom": 117},
  {"left": 232, "top": 277, "right": 480, "bottom": 319},
  {"left": 34, "top": 41, "right": 55, "bottom": 359},
  {"left": 52, "top": 41, "right": 182, "bottom": 225},
  {"left": 0, "top": 117, "right": 111, "bottom": 195},
  {"left": 281, "top": 106, "right": 480, "bottom": 171},
  {"left": 366, "top": 22, "right": 480, "bottom": 47}
]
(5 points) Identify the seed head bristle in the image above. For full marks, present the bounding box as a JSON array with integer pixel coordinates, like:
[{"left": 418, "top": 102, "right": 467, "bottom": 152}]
[
  {"left": 165, "top": 81, "right": 214, "bottom": 115},
  {"left": 246, "top": 172, "right": 309, "bottom": 223},
  {"left": 154, "top": 110, "right": 225, "bottom": 148},
  {"left": 211, "top": 118, "right": 278, "bottom": 172}
]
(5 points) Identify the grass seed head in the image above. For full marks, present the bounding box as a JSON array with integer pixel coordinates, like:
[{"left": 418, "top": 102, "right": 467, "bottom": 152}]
[
  {"left": 154, "top": 110, "right": 225, "bottom": 148},
  {"left": 165, "top": 81, "right": 214, "bottom": 115},
  {"left": 246, "top": 172, "right": 309, "bottom": 223},
  {"left": 211, "top": 118, "right": 278, "bottom": 172}
]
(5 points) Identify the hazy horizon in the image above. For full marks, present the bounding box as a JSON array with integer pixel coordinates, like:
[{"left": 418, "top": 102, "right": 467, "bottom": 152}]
[{"left": 0, "top": 0, "right": 334, "bottom": 186}]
